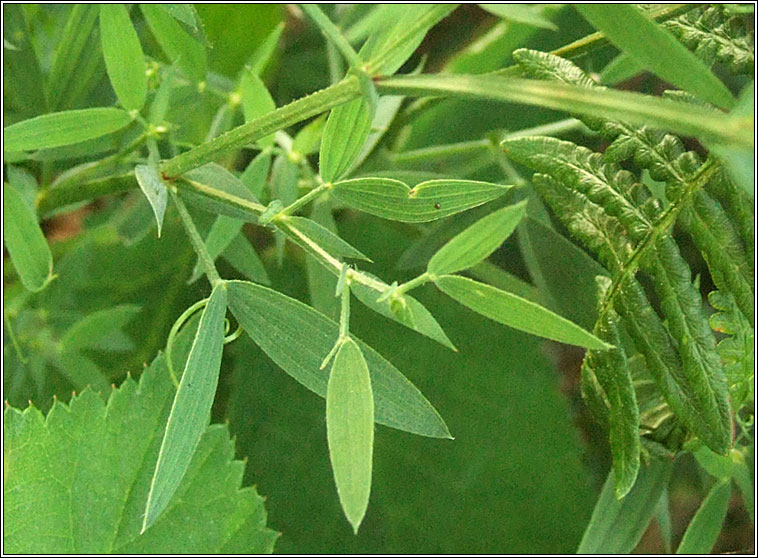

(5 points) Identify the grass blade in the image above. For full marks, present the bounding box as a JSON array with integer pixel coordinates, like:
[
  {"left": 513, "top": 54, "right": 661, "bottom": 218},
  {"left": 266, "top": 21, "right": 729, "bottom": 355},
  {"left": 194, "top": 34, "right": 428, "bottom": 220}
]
[
  {"left": 428, "top": 200, "right": 527, "bottom": 276},
  {"left": 578, "top": 459, "right": 673, "bottom": 553},
  {"left": 3, "top": 184, "right": 54, "bottom": 292},
  {"left": 575, "top": 5, "right": 734, "bottom": 110},
  {"left": 434, "top": 275, "right": 610, "bottom": 350},
  {"left": 226, "top": 280, "right": 451, "bottom": 438},
  {"left": 327, "top": 338, "right": 374, "bottom": 533},
  {"left": 99, "top": 4, "right": 147, "bottom": 111},
  {"left": 4, "top": 108, "right": 132, "bottom": 153},
  {"left": 676, "top": 480, "right": 732, "bottom": 554},
  {"left": 143, "top": 284, "right": 227, "bottom": 532},
  {"left": 141, "top": 4, "right": 206, "bottom": 83},
  {"left": 376, "top": 74, "right": 752, "bottom": 148},
  {"left": 332, "top": 177, "right": 510, "bottom": 222}
]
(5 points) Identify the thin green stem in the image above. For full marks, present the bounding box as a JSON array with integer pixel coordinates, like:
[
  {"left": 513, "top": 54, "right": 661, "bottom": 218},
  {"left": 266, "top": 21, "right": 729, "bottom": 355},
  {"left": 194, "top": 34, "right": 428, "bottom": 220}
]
[
  {"left": 339, "top": 280, "right": 351, "bottom": 340},
  {"left": 300, "top": 4, "right": 364, "bottom": 70},
  {"left": 4, "top": 311, "right": 27, "bottom": 364},
  {"left": 160, "top": 76, "right": 362, "bottom": 177},
  {"left": 277, "top": 183, "right": 331, "bottom": 217},
  {"left": 171, "top": 191, "right": 222, "bottom": 286},
  {"left": 395, "top": 272, "right": 431, "bottom": 296},
  {"left": 165, "top": 297, "right": 209, "bottom": 387}
]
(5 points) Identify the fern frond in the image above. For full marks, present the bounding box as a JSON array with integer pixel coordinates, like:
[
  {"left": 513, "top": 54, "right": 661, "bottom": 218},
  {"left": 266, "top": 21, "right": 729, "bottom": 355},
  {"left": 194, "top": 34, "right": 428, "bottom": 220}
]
[
  {"left": 583, "top": 276, "right": 640, "bottom": 498},
  {"left": 512, "top": 49, "right": 755, "bottom": 325},
  {"left": 709, "top": 291, "right": 755, "bottom": 410},
  {"left": 664, "top": 5, "right": 755, "bottom": 76},
  {"left": 503, "top": 136, "right": 655, "bottom": 242},
  {"left": 506, "top": 134, "right": 734, "bottom": 454}
]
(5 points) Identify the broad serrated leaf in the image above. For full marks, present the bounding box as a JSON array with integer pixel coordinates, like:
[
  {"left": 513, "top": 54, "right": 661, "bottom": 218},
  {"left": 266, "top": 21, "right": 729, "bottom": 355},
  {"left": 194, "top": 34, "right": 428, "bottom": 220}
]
[
  {"left": 3, "top": 184, "right": 54, "bottom": 292},
  {"left": 327, "top": 338, "right": 374, "bottom": 533},
  {"left": 428, "top": 201, "right": 527, "bottom": 276},
  {"left": 141, "top": 4, "right": 206, "bottom": 82},
  {"left": 226, "top": 280, "right": 451, "bottom": 438},
  {"left": 332, "top": 177, "right": 510, "bottom": 223},
  {"left": 53, "top": 351, "right": 111, "bottom": 394},
  {"left": 179, "top": 163, "right": 263, "bottom": 223},
  {"left": 576, "top": 5, "right": 735, "bottom": 109},
  {"left": 144, "top": 284, "right": 228, "bottom": 531},
  {"left": 479, "top": 4, "right": 557, "bottom": 30},
  {"left": 135, "top": 165, "right": 168, "bottom": 236},
  {"left": 320, "top": 97, "right": 373, "bottom": 183},
  {"left": 4, "top": 108, "right": 132, "bottom": 153},
  {"left": 99, "top": 4, "right": 147, "bottom": 111},
  {"left": 675, "top": 480, "right": 732, "bottom": 554},
  {"left": 577, "top": 460, "right": 672, "bottom": 553},
  {"left": 60, "top": 305, "right": 141, "bottom": 352},
  {"left": 239, "top": 70, "right": 276, "bottom": 147},
  {"left": 278, "top": 216, "right": 371, "bottom": 262},
  {"left": 3, "top": 328, "right": 276, "bottom": 554},
  {"left": 434, "top": 275, "right": 610, "bottom": 350}
]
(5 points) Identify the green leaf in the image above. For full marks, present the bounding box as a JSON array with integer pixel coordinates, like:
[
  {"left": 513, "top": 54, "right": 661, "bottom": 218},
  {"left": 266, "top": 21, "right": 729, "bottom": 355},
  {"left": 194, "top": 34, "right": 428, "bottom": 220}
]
[
  {"left": 3, "top": 108, "right": 132, "bottom": 153},
  {"left": 239, "top": 70, "right": 276, "bottom": 147},
  {"left": 54, "top": 351, "right": 111, "bottom": 394},
  {"left": 141, "top": 4, "right": 206, "bottom": 82},
  {"left": 189, "top": 216, "right": 243, "bottom": 284},
  {"left": 45, "top": 5, "right": 102, "bottom": 111},
  {"left": 320, "top": 97, "right": 373, "bottom": 183},
  {"left": 99, "top": 4, "right": 147, "bottom": 111},
  {"left": 584, "top": 307, "right": 640, "bottom": 499},
  {"left": 245, "top": 21, "right": 285, "bottom": 76},
  {"left": 732, "top": 454, "right": 754, "bottom": 523},
  {"left": 360, "top": 5, "right": 457, "bottom": 76},
  {"left": 60, "top": 305, "right": 141, "bottom": 352},
  {"left": 578, "top": 459, "right": 673, "bottom": 553},
  {"left": 377, "top": 74, "right": 752, "bottom": 148},
  {"left": 134, "top": 165, "right": 168, "bottom": 236},
  {"left": 226, "top": 280, "right": 451, "bottom": 438},
  {"left": 222, "top": 234, "right": 270, "bottom": 285},
  {"left": 428, "top": 201, "right": 527, "bottom": 276},
  {"left": 676, "top": 480, "right": 732, "bottom": 554},
  {"left": 479, "top": 4, "right": 557, "bottom": 30},
  {"left": 278, "top": 216, "right": 371, "bottom": 262},
  {"left": 179, "top": 163, "right": 264, "bottom": 223},
  {"left": 433, "top": 275, "right": 610, "bottom": 350},
  {"left": 292, "top": 114, "right": 326, "bottom": 156},
  {"left": 144, "top": 284, "right": 228, "bottom": 531},
  {"left": 350, "top": 280, "right": 456, "bottom": 351},
  {"left": 3, "top": 184, "right": 54, "bottom": 292},
  {"left": 575, "top": 5, "right": 735, "bottom": 110},
  {"left": 332, "top": 177, "right": 510, "bottom": 223},
  {"left": 240, "top": 149, "right": 272, "bottom": 199},
  {"left": 326, "top": 338, "right": 374, "bottom": 533},
  {"left": 3, "top": 331, "right": 276, "bottom": 554}
]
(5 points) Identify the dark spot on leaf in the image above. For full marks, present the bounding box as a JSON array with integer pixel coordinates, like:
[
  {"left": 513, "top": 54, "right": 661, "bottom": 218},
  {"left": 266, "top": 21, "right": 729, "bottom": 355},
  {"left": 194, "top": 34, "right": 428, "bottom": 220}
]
[{"left": 434, "top": 203, "right": 441, "bottom": 209}]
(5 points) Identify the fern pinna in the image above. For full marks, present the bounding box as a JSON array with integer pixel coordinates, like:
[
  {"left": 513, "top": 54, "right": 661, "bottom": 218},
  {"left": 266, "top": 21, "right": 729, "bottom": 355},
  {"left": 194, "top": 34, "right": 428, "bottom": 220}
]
[{"left": 501, "top": 9, "right": 754, "bottom": 499}]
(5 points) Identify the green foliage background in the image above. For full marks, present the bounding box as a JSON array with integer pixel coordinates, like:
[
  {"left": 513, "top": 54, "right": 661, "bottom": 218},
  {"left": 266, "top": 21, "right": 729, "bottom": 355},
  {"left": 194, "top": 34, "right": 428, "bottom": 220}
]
[{"left": 3, "top": 4, "right": 754, "bottom": 554}]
